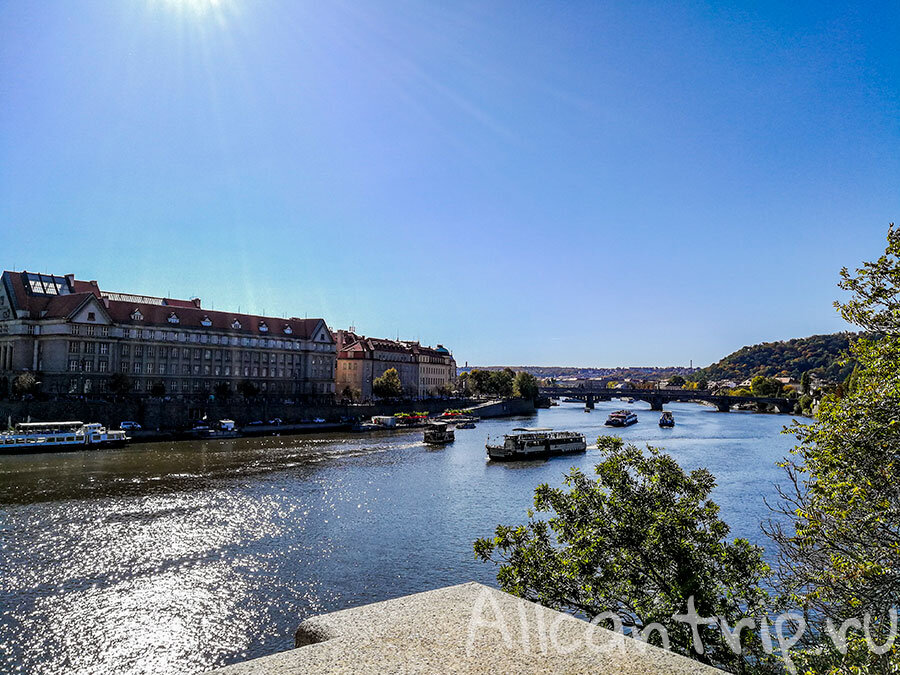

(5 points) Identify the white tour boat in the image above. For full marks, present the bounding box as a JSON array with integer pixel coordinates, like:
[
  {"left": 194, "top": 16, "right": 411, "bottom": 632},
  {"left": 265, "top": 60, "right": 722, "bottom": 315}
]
[
  {"left": 486, "top": 427, "right": 587, "bottom": 461},
  {"left": 0, "top": 421, "right": 128, "bottom": 454}
]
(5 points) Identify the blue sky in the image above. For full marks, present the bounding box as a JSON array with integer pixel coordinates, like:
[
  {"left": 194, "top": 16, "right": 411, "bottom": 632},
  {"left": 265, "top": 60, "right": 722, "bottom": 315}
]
[{"left": 1, "top": 0, "right": 898, "bottom": 367}]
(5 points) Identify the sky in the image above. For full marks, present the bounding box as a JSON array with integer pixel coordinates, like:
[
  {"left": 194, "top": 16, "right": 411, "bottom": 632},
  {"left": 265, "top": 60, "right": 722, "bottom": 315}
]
[{"left": 1, "top": 0, "right": 898, "bottom": 367}]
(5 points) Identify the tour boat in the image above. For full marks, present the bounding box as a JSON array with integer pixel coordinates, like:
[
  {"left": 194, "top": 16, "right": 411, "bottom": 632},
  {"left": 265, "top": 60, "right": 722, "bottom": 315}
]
[
  {"left": 604, "top": 410, "right": 638, "bottom": 427},
  {"left": 486, "top": 427, "right": 586, "bottom": 461},
  {"left": 423, "top": 422, "right": 455, "bottom": 445},
  {"left": 659, "top": 411, "right": 675, "bottom": 428},
  {"left": 456, "top": 420, "right": 476, "bottom": 429},
  {"left": 0, "top": 421, "right": 128, "bottom": 454}
]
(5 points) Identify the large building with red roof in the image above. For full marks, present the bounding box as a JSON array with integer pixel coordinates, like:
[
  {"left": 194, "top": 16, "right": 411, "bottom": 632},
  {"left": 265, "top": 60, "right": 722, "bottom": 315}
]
[
  {"left": 334, "top": 330, "right": 456, "bottom": 402},
  {"left": 0, "top": 271, "right": 336, "bottom": 401}
]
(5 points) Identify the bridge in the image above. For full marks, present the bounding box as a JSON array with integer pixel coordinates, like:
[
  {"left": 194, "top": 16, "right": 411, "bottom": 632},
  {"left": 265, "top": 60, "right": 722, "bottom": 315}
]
[{"left": 539, "top": 386, "right": 796, "bottom": 414}]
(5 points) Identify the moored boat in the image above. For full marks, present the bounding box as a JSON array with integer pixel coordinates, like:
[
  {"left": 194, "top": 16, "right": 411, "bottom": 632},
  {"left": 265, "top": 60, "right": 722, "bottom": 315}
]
[
  {"left": 659, "top": 411, "right": 675, "bottom": 427},
  {"left": 0, "top": 421, "right": 128, "bottom": 454},
  {"left": 605, "top": 410, "right": 638, "bottom": 427},
  {"left": 486, "top": 427, "right": 586, "bottom": 461},
  {"left": 423, "top": 422, "right": 455, "bottom": 445}
]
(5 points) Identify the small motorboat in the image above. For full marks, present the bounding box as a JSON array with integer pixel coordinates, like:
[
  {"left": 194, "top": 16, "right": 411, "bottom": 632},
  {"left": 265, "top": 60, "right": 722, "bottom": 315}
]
[{"left": 659, "top": 411, "right": 675, "bottom": 428}]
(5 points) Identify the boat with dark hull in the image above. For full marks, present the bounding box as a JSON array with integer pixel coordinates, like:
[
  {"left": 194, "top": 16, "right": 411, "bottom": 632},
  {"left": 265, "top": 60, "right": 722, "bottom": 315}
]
[
  {"left": 659, "top": 411, "right": 675, "bottom": 428},
  {"left": 424, "top": 422, "right": 455, "bottom": 445},
  {"left": 486, "top": 427, "right": 586, "bottom": 461},
  {"left": 605, "top": 410, "right": 638, "bottom": 427}
]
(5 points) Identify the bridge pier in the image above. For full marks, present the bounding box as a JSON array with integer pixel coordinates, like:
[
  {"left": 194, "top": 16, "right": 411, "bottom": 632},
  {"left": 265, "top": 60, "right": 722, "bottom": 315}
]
[
  {"left": 715, "top": 400, "right": 731, "bottom": 412},
  {"left": 585, "top": 394, "right": 595, "bottom": 410},
  {"left": 774, "top": 400, "right": 795, "bottom": 414},
  {"left": 648, "top": 396, "right": 664, "bottom": 411}
]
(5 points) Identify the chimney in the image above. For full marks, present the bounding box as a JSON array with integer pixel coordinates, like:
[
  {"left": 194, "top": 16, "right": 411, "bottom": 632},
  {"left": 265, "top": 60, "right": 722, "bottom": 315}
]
[
  {"left": 191, "top": 298, "right": 202, "bottom": 308},
  {"left": 64, "top": 274, "right": 75, "bottom": 289}
]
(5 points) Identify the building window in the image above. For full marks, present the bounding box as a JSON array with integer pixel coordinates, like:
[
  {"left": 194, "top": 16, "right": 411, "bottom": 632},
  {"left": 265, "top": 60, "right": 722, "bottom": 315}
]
[
  {"left": 85, "top": 342, "right": 96, "bottom": 354},
  {"left": 133, "top": 363, "right": 141, "bottom": 374},
  {"left": 121, "top": 362, "right": 129, "bottom": 373},
  {"left": 84, "top": 361, "right": 93, "bottom": 373},
  {"left": 193, "top": 348, "right": 200, "bottom": 359},
  {"left": 135, "top": 346, "right": 143, "bottom": 358},
  {"left": 99, "top": 343, "right": 109, "bottom": 355},
  {"left": 146, "top": 363, "right": 154, "bottom": 374},
  {"left": 259, "top": 322, "right": 268, "bottom": 333},
  {"left": 193, "top": 364, "right": 200, "bottom": 375},
  {"left": 201, "top": 316, "right": 212, "bottom": 327},
  {"left": 69, "top": 359, "right": 80, "bottom": 372},
  {"left": 101, "top": 326, "right": 109, "bottom": 337},
  {"left": 169, "top": 364, "right": 177, "bottom": 375},
  {"left": 69, "top": 341, "right": 80, "bottom": 353},
  {"left": 121, "top": 345, "right": 130, "bottom": 357},
  {"left": 98, "top": 360, "right": 108, "bottom": 373},
  {"left": 284, "top": 325, "right": 292, "bottom": 335},
  {"left": 204, "top": 365, "right": 211, "bottom": 375},
  {"left": 182, "top": 348, "right": 189, "bottom": 359},
  {"left": 204, "top": 349, "right": 211, "bottom": 359},
  {"left": 131, "top": 309, "right": 143, "bottom": 321},
  {"left": 87, "top": 312, "right": 96, "bottom": 321},
  {"left": 224, "top": 366, "right": 231, "bottom": 376},
  {"left": 183, "top": 364, "right": 190, "bottom": 375},
  {"left": 147, "top": 346, "right": 155, "bottom": 357},
  {"left": 171, "top": 347, "right": 178, "bottom": 358},
  {"left": 168, "top": 312, "right": 179, "bottom": 324}
]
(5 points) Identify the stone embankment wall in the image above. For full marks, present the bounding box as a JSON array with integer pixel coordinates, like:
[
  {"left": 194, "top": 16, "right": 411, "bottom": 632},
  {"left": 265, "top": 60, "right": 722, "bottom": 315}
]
[
  {"left": 0, "top": 397, "right": 486, "bottom": 431},
  {"left": 467, "top": 398, "right": 536, "bottom": 418}
]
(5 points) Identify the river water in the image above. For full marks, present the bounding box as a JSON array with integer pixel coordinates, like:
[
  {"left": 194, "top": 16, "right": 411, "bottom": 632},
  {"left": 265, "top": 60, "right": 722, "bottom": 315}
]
[{"left": 0, "top": 401, "right": 799, "bottom": 674}]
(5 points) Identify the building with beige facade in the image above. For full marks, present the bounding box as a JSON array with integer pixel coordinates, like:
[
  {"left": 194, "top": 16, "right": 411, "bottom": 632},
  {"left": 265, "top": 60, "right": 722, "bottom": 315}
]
[
  {"left": 0, "top": 271, "right": 336, "bottom": 401},
  {"left": 335, "top": 330, "right": 456, "bottom": 402}
]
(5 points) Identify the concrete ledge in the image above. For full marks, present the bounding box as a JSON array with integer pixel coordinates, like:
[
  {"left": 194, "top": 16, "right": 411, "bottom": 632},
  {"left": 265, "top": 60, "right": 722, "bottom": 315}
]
[{"left": 210, "top": 582, "right": 722, "bottom": 674}]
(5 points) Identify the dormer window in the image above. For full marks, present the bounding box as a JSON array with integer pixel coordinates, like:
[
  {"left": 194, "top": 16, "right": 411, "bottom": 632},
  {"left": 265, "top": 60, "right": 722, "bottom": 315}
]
[
  {"left": 283, "top": 325, "right": 292, "bottom": 335},
  {"left": 167, "top": 312, "right": 180, "bottom": 324},
  {"left": 131, "top": 309, "right": 143, "bottom": 321},
  {"left": 231, "top": 319, "right": 242, "bottom": 330},
  {"left": 259, "top": 321, "right": 268, "bottom": 333},
  {"left": 200, "top": 316, "right": 212, "bottom": 327},
  {"left": 87, "top": 312, "right": 96, "bottom": 322}
]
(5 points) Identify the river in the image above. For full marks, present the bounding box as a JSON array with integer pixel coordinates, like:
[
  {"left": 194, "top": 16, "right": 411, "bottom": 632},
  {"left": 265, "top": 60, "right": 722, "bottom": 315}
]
[{"left": 0, "top": 401, "right": 799, "bottom": 674}]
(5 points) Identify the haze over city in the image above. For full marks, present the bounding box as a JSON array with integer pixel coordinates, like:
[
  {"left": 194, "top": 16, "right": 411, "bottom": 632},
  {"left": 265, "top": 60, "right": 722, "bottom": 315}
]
[{"left": 2, "top": 0, "right": 898, "bottom": 365}]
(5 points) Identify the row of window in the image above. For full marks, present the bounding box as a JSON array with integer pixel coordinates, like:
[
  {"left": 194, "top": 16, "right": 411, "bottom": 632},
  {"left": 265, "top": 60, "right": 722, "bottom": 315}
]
[
  {"left": 70, "top": 325, "right": 110, "bottom": 337},
  {"left": 68, "top": 324, "right": 334, "bottom": 352}
]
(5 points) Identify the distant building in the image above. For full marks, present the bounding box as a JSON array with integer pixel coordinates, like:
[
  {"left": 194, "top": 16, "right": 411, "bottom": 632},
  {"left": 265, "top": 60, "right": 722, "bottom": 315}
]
[
  {"left": 334, "top": 330, "right": 456, "bottom": 401},
  {"left": 0, "top": 271, "right": 336, "bottom": 400}
]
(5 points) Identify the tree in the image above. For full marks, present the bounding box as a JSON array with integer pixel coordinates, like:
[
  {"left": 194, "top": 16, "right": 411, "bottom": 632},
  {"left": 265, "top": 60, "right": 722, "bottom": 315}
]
[
  {"left": 512, "top": 371, "right": 539, "bottom": 400},
  {"left": 475, "top": 436, "right": 774, "bottom": 672},
  {"left": 12, "top": 372, "right": 38, "bottom": 396},
  {"left": 800, "top": 370, "right": 811, "bottom": 395},
  {"left": 696, "top": 379, "right": 709, "bottom": 390},
  {"left": 373, "top": 368, "right": 403, "bottom": 399},
  {"left": 468, "top": 369, "right": 493, "bottom": 396},
  {"left": 750, "top": 375, "right": 782, "bottom": 398},
  {"left": 149, "top": 381, "right": 166, "bottom": 398},
  {"left": 108, "top": 372, "right": 131, "bottom": 399},
  {"left": 668, "top": 375, "right": 686, "bottom": 387},
  {"left": 237, "top": 380, "right": 259, "bottom": 400},
  {"left": 489, "top": 368, "right": 515, "bottom": 398},
  {"left": 214, "top": 382, "right": 232, "bottom": 402},
  {"left": 767, "top": 224, "right": 900, "bottom": 671}
]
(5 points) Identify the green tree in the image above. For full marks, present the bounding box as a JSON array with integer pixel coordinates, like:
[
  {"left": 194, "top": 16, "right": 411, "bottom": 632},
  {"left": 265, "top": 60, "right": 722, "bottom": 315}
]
[
  {"left": 149, "top": 381, "right": 166, "bottom": 397},
  {"left": 512, "top": 371, "right": 539, "bottom": 400},
  {"left": 489, "top": 368, "right": 515, "bottom": 397},
  {"left": 768, "top": 224, "right": 900, "bottom": 671},
  {"left": 468, "top": 369, "right": 492, "bottom": 396},
  {"left": 237, "top": 380, "right": 259, "bottom": 400},
  {"left": 214, "top": 382, "right": 232, "bottom": 401},
  {"left": 107, "top": 372, "right": 132, "bottom": 399},
  {"left": 12, "top": 372, "right": 38, "bottom": 396},
  {"left": 800, "top": 370, "right": 811, "bottom": 395},
  {"left": 668, "top": 375, "right": 686, "bottom": 387},
  {"left": 373, "top": 368, "right": 403, "bottom": 399},
  {"left": 750, "top": 375, "right": 783, "bottom": 398},
  {"left": 475, "top": 437, "right": 774, "bottom": 672}
]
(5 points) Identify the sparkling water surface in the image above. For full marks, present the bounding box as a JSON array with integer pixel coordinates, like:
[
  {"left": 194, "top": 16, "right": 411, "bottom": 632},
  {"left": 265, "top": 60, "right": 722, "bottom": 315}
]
[{"left": 0, "top": 402, "right": 798, "bottom": 674}]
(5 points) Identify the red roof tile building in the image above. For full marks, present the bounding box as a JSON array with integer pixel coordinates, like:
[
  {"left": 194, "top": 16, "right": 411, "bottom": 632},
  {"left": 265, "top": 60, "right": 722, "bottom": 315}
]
[
  {"left": 0, "top": 271, "right": 336, "bottom": 400},
  {"left": 334, "top": 330, "right": 456, "bottom": 402}
]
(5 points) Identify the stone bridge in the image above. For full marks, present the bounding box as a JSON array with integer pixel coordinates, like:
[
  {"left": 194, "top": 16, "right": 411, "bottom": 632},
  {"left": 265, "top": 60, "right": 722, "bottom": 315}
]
[{"left": 540, "top": 386, "right": 795, "bottom": 413}]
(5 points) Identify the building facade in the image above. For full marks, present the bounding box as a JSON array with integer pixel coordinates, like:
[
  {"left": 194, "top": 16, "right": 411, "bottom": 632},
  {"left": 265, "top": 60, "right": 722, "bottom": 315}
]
[
  {"left": 0, "top": 271, "right": 336, "bottom": 401},
  {"left": 335, "top": 330, "right": 456, "bottom": 401}
]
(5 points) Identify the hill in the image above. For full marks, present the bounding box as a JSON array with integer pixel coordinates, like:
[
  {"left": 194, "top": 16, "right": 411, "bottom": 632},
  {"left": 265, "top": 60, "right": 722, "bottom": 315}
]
[{"left": 692, "top": 333, "right": 858, "bottom": 383}]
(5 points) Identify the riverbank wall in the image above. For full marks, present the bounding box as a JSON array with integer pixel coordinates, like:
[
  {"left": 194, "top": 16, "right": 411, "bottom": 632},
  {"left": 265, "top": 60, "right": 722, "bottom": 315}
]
[{"left": 0, "top": 397, "right": 492, "bottom": 432}]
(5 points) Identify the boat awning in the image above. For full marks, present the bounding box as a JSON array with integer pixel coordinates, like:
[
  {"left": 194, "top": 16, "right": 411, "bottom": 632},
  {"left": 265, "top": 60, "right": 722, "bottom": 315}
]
[{"left": 512, "top": 427, "right": 552, "bottom": 432}]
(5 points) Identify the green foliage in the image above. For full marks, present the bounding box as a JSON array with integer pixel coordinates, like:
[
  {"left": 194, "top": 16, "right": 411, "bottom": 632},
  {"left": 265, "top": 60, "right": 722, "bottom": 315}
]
[
  {"left": 692, "top": 334, "right": 857, "bottom": 383},
  {"left": 512, "top": 371, "right": 539, "bottom": 400},
  {"left": 107, "top": 372, "right": 131, "bottom": 398},
  {"left": 750, "top": 375, "right": 785, "bottom": 398},
  {"left": 668, "top": 375, "right": 686, "bottom": 387},
  {"left": 149, "top": 381, "right": 166, "bottom": 397},
  {"left": 800, "top": 371, "right": 811, "bottom": 395},
  {"left": 475, "top": 437, "right": 774, "bottom": 672},
  {"left": 466, "top": 368, "right": 517, "bottom": 397},
  {"left": 237, "top": 380, "right": 259, "bottom": 399},
  {"left": 768, "top": 225, "right": 900, "bottom": 671},
  {"left": 373, "top": 368, "right": 403, "bottom": 399},
  {"left": 214, "top": 382, "right": 232, "bottom": 401}
]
